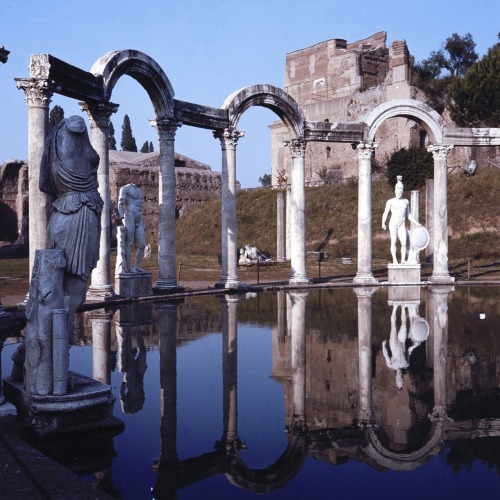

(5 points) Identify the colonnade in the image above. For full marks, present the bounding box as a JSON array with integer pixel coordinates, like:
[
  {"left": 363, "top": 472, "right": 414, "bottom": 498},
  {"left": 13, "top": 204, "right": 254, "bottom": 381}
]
[
  {"left": 353, "top": 141, "right": 455, "bottom": 285},
  {"left": 17, "top": 52, "right": 464, "bottom": 296}
]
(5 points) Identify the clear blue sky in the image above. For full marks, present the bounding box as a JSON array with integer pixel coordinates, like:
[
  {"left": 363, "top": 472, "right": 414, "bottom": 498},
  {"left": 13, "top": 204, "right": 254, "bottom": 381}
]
[{"left": 1, "top": 0, "right": 498, "bottom": 187}]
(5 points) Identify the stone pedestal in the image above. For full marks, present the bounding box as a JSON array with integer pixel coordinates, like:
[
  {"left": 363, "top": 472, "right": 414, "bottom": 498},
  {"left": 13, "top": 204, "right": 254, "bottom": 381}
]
[
  {"left": 115, "top": 272, "right": 153, "bottom": 298},
  {"left": 4, "top": 371, "right": 122, "bottom": 437},
  {"left": 387, "top": 263, "right": 421, "bottom": 284}
]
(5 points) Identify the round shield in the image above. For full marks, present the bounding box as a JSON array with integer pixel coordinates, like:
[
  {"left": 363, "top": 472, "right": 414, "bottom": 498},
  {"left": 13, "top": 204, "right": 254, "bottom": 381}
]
[{"left": 410, "top": 225, "right": 430, "bottom": 251}]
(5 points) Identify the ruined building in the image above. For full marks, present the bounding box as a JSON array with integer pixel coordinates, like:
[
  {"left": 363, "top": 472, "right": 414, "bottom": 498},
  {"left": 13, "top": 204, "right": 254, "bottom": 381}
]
[
  {"left": 270, "top": 31, "right": 475, "bottom": 185},
  {"left": 0, "top": 151, "right": 229, "bottom": 254}
]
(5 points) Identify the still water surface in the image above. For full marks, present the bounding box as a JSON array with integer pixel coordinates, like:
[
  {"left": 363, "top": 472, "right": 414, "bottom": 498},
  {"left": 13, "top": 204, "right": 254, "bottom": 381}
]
[{"left": 3, "top": 285, "right": 500, "bottom": 499}]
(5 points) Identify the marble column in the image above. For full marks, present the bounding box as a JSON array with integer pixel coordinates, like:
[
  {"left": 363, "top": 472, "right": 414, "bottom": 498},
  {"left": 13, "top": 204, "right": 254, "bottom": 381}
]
[
  {"left": 276, "top": 190, "right": 286, "bottom": 262},
  {"left": 90, "top": 310, "right": 114, "bottom": 385},
  {"left": 80, "top": 102, "right": 119, "bottom": 300},
  {"left": 157, "top": 303, "right": 179, "bottom": 465},
  {"left": 150, "top": 118, "right": 183, "bottom": 291},
  {"left": 289, "top": 291, "right": 308, "bottom": 434},
  {"left": 214, "top": 129, "right": 244, "bottom": 289},
  {"left": 355, "top": 287, "right": 377, "bottom": 426},
  {"left": 286, "top": 187, "right": 291, "bottom": 261},
  {"left": 353, "top": 142, "right": 378, "bottom": 284},
  {"left": 425, "top": 179, "right": 434, "bottom": 264},
  {"left": 284, "top": 139, "right": 308, "bottom": 284},
  {"left": 15, "top": 78, "right": 53, "bottom": 278},
  {"left": 429, "top": 285, "right": 453, "bottom": 420},
  {"left": 427, "top": 145, "right": 454, "bottom": 284},
  {"left": 218, "top": 296, "right": 243, "bottom": 452}
]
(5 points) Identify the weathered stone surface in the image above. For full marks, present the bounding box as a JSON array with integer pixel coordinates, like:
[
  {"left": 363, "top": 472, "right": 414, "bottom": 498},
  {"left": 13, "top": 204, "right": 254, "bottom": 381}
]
[{"left": 0, "top": 150, "right": 227, "bottom": 253}]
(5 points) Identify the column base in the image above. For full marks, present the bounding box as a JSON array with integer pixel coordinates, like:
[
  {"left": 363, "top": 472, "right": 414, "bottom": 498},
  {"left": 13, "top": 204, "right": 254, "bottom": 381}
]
[
  {"left": 428, "top": 273, "right": 455, "bottom": 284},
  {"left": 153, "top": 278, "right": 184, "bottom": 294},
  {"left": 215, "top": 279, "right": 246, "bottom": 290},
  {"left": 353, "top": 273, "right": 379, "bottom": 285},
  {"left": 288, "top": 274, "right": 310, "bottom": 285},
  {"left": 86, "top": 285, "right": 118, "bottom": 301}
]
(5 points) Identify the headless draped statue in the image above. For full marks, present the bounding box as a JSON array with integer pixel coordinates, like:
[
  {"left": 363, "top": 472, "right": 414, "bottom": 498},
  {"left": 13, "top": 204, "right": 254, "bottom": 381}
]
[{"left": 40, "top": 116, "right": 103, "bottom": 325}]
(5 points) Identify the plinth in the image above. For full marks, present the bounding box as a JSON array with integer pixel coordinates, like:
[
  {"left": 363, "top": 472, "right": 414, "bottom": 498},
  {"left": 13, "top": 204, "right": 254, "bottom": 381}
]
[
  {"left": 387, "top": 263, "right": 422, "bottom": 284},
  {"left": 115, "top": 271, "right": 153, "bottom": 298}
]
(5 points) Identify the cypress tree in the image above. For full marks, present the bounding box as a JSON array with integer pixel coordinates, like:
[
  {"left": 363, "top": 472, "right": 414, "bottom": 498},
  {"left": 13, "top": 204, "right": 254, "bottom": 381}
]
[
  {"left": 108, "top": 121, "right": 117, "bottom": 150},
  {"left": 140, "top": 140, "right": 149, "bottom": 153},
  {"left": 121, "top": 114, "right": 138, "bottom": 152},
  {"left": 49, "top": 105, "right": 65, "bottom": 130}
]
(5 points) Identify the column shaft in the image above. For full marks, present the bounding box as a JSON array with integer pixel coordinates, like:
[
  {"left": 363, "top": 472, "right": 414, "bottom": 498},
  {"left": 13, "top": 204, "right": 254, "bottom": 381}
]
[
  {"left": 152, "top": 119, "right": 182, "bottom": 290},
  {"left": 286, "top": 140, "right": 308, "bottom": 284},
  {"left": 214, "top": 129, "right": 244, "bottom": 289},
  {"left": 428, "top": 145, "right": 454, "bottom": 283},
  {"left": 354, "top": 143, "right": 378, "bottom": 284},
  {"left": 81, "top": 102, "right": 119, "bottom": 298},
  {"left": 16, "top": 78, "right": 53, "bottom": 278}
]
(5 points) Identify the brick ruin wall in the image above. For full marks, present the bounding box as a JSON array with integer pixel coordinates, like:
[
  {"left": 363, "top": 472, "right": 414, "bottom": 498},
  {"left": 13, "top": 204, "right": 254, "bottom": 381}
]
[
  {"left": 0, "top": 156, "right": 225, "bottom": 253},
  {"left": 272, "top": 32, "right": 498, "bottom": 185}
]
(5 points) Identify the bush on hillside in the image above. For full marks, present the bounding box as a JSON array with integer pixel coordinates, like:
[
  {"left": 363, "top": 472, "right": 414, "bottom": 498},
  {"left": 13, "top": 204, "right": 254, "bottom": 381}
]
[{"left": 386, "top": 147, "right": 434, "bottom": 190}]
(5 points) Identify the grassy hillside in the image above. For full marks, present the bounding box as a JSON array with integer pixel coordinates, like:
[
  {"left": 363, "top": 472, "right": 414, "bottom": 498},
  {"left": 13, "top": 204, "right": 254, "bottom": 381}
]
[{"left": 177, "top": 166, "right": 500, "bottom": 262}]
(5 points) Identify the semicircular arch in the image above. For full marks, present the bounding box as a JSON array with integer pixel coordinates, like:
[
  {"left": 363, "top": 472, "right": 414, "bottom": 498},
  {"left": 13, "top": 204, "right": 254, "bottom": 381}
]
[
  {"left": 90, "top": 49, "right": 174, "bottom": 118},
  {"left": 363, "top": 99, "right": 444, "bottom": 144},
  {"left": 222, "top": 84, "right": 305, "bottom": 138},
  {"left": 363, "top": 422, "right": 444, "bottom": 471}
]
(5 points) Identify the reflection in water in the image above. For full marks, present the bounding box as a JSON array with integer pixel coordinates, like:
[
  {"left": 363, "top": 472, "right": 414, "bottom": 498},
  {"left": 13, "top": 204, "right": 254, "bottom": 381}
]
[{"left": 13, "top": 285, "right": 499, "bottom": 497}]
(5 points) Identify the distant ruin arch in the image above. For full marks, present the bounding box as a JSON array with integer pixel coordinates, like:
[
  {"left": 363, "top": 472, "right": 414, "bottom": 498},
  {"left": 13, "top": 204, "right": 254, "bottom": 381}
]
[
  {"left": 90, "top": 49, "right": 174, "bottom": 118},
  {"left": 222, "top": 84, "right": 305, "bottom": 139},
  {"left": 363, "top": 99, "right": 445, "bottom": 144}
]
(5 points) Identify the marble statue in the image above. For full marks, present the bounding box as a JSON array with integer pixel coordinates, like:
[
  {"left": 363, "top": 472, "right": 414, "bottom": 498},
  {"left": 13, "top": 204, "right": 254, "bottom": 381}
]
[
  {"left": 117, "top": 183, "right": 146, "bottom": 273},
  {"left": 40, "top": 116, "right": 103, "bottom": 327},
  {"left": 238, "top": 244, "right": 271, "bottom": 265},
  {"left": 382, "top": 176, "right": 420, "bottom": 264}
]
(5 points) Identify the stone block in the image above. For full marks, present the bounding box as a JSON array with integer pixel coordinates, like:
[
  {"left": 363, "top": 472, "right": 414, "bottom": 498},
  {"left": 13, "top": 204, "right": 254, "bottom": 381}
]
[
  {"left": 387, "top": 263, "right": 421, "bottom": 284},
  {"left": 115, "top": 272, "right": 153, "bottom": 298}
]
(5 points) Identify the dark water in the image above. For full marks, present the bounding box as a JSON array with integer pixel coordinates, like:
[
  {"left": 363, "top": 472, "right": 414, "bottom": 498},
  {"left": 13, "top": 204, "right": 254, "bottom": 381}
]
[{"left": 3, "top": 285, "right": 500, "bottom": 499}]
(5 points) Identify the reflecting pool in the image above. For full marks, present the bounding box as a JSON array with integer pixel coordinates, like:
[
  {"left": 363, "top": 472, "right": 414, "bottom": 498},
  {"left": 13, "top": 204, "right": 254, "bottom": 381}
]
[{"left": 2, "top": 285, "right": 500, "bottom": 499}]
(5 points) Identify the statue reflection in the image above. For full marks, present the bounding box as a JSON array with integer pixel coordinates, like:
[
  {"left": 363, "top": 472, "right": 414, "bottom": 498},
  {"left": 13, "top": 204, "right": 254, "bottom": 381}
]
[
  {"left": 116, "top": 304, "right": 151, "bottom": 414},
  {"left": 382, "top": 299, "right": 429, "bottom": 391}
]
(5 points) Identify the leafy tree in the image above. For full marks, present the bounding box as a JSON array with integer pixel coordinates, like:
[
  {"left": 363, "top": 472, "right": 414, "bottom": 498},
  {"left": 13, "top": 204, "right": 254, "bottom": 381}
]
[
  {"left": 49, "top": 105, "right": 64, "bottom": 130},
  {"left": 121, "top": 114, "right": 137, "bottom": 152},
  {"left": 412, "top": 33, "right": 479, "bottom": 113},
  {"left": 415, "top": 32, "right": 478, "bottom": 79},
  {"left": 448, "top": 44, "right": 500, "bottom": 127},
  {"left": 140, "top": 140, "right": 149, "bottom": 153},
  {"left": 258, "top": 173, "right": 272, "bottom": 187},
  {"left": 108, "top": 121, "right": 117, "bottom": 150},
  {"left": 386, "top": 147, "right": 434, "bottom": 191},
  {"left": 149, "top": 141, "right": 154, "bottom": 153}
]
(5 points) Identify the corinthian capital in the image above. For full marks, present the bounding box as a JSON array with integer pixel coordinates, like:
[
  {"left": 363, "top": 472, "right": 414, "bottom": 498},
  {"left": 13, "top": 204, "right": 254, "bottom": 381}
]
[
  {"left": 15, "top": 78, "right": 54, "bottom": 108},
  {"left": 213, "top": 128, "right": 245, "bottom": 150},
  {"left": 283, "top": 138, "right": 306, "bottom": 158},
  {"left": 356, "top": 142, "right": 378, "bottom": 159},
  {"left": 427, "top": 144, "right": 454, "bottom": 160},
  {"left": 150, "top": 117, "right": 182, "bottom": 141},
  {"left": 79, "top": 101, "right": 119, "bottom": 129}
]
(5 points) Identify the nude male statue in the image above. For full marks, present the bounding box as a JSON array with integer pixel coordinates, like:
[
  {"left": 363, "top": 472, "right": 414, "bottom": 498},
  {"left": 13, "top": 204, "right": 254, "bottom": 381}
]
[
  {"left": 118, "top": 183, "right": 146, "bottom": 272},
  {"left": 381, "top": 176, "right": 420, "bottom": 264}
]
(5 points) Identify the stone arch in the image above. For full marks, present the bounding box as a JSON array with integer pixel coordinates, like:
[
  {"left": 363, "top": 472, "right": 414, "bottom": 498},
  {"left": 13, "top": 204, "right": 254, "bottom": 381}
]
[
  {"left": 363, "top": 99, "right": 445, "bottom": 144},
  {"left": 363, "top": 423, "right": 444, "bottom": 471},
  {"left": 228, "top": 435, "right": 307, "bottom": 493},
  {"left": 90, "top": 49, "right": 174, "bottom": 118},
  {"left": 222, "top": 84, "right": 305, "bottom": 138}
]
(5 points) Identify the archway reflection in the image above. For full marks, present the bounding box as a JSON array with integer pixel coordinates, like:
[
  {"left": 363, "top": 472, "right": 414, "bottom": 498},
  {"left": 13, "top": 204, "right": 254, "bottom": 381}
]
[{"left": 16, "top": 285, "right": 498, "bottom": 497}]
